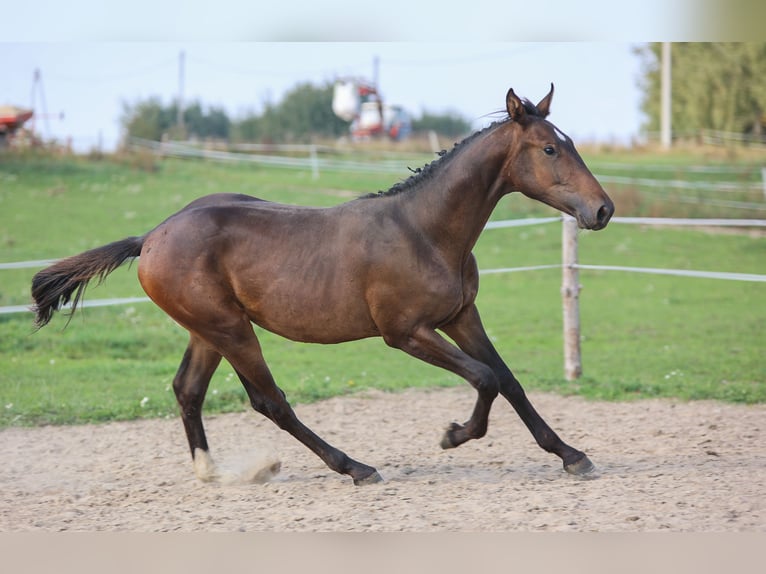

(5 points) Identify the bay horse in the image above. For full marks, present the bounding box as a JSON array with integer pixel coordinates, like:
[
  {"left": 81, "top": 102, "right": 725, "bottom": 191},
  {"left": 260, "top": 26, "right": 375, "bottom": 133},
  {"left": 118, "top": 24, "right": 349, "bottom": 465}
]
[{"left": 31, "top": 85, "right": 614, "bottom": 485}]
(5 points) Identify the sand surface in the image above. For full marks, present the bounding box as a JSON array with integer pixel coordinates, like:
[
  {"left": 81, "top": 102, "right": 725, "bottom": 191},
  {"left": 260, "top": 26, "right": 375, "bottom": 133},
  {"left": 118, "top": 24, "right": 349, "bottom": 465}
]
[{"left": 1, "top": 387, "right": 764, "bottom": 532}]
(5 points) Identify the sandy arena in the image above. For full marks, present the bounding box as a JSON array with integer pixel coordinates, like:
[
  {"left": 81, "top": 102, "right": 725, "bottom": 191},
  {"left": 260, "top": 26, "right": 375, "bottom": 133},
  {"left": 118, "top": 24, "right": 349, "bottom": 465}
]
[{"left": 1, "top": 387, "right": 764, "bottom": 532}]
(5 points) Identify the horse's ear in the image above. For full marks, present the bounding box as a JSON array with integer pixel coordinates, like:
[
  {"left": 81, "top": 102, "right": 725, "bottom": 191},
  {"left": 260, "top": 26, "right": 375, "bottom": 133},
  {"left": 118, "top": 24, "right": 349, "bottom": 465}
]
[
  {"left": 506, "top": 88, "right": 526, "bottom": 122},
  {"left": 536, "top": 83, "right": 554, "bottom": 118}
]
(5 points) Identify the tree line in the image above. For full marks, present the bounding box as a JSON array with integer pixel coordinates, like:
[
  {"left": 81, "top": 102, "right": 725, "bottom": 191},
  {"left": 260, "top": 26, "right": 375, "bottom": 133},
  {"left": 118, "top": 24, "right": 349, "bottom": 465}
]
[
  {"left": 637, "top": 42, "right": 766, "bottom": 141},
  {"left": 121, "top": 81, "right": 472, "bottom": 144},
  {"left": 123, "top": 44, "right": 766, "bottom": 146}
]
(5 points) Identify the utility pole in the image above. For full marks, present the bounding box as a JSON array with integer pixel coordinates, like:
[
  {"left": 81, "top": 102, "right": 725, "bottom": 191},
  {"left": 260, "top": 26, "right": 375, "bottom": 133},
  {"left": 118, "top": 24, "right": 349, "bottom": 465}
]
[
  {"left": 31, "top": 68, "right": 51, "bottom": 137},
  {"left": 372, "top": 55, "right": 383, "bottom": 135},
  {"left": 177, "top": 50, "right": 185, "bottom": 132},
  {"left": 660, "top": 42, "right": 672, "bottom": 150}
]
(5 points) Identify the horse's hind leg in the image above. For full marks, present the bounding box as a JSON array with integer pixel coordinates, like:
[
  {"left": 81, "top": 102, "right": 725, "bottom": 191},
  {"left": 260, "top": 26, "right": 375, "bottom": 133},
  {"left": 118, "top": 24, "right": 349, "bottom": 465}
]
[
  {"left": 217, "top": 322, "right": 382, "bottom": 486},
  {"left": 172, "top": 335, "right": 222, "bottom": 481}
]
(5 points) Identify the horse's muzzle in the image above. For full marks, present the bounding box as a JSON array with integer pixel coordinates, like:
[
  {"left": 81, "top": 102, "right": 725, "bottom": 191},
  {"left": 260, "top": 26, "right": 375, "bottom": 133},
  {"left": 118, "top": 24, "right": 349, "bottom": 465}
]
[
  {"left": 592, "top": 200, "right": 614, "bottom": 230},
  {"left": 581, "top": 196, "right": 614, "bottom": 231}
]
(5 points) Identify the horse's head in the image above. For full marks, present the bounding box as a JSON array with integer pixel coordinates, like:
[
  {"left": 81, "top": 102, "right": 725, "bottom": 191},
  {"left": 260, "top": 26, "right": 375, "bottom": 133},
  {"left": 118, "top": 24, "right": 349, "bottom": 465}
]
[{"left": 502, "top": 84, "right": 614, "bottom": 230}]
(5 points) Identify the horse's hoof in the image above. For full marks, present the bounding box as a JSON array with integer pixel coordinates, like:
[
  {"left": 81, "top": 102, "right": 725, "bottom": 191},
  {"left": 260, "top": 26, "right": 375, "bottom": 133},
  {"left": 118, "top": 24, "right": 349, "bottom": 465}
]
[
  {"left": 440, "top": 422, "right": 462, "bottom": 449},
  {"left": 564, "top": 455, "right": 596, "bottom": 477},
  {"left": 193, "top": 448, "right": 219, "bottom": 482},
  {"left": 353, "top": 470, "right": 384, "bottom": 486}
]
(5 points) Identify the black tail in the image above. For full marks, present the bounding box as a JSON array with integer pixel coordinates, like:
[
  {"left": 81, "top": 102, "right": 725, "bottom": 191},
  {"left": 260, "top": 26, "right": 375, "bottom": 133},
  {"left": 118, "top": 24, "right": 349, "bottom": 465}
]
[{"left": 31, "top": 236, "right": 145, "bottom": 328}]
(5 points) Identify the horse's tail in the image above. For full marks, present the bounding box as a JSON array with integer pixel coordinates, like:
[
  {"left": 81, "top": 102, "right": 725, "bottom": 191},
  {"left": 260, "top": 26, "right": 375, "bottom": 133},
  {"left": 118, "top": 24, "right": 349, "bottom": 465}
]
[{"left": 31, "top": 236, "right": 145, "bottom": 328}]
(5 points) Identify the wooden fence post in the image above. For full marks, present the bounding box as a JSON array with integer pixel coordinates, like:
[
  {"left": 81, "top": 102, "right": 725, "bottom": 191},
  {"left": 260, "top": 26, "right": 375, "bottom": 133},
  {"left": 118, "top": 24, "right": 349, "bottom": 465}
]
[
  {"left": 561, "top": 216, "right": 582, "bottom": 380},
  {"left": 310, "top": 145, "right": 319, "bottom": 180}
]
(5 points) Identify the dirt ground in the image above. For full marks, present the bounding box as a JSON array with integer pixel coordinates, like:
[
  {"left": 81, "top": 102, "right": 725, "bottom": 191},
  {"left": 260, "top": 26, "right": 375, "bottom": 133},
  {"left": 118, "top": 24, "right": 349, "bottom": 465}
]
[{"left": 1, "top": 386, "right": 764, "bottom": 532}]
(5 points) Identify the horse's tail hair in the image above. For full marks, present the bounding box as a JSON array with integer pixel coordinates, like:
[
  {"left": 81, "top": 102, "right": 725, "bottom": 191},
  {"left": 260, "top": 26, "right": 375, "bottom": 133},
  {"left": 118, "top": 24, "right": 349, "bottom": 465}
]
[{"left": 31, "top": 236, "right": 145, "bottom": 329}]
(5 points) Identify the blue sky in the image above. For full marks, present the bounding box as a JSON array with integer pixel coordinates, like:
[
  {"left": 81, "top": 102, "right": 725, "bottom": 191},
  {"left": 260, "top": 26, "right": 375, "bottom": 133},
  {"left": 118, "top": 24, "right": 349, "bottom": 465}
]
[
  {"left": 1, "top": 42, "right": 647, "bottom": 152},
  {"left": 5, "top": 1, "right": 693, "bottom": 42},
  {"left": 5, "top": 0, "right": 734, "bottom": 152}
]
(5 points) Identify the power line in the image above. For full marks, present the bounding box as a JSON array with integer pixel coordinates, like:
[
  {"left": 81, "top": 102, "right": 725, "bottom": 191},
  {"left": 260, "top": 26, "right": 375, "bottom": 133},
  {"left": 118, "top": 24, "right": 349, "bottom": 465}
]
[
  {"left": 185, "top": 54, "right": 328, "bottom": 79},
  {"left": 379, "top": 45, "right": 546, "bottom": 68},
  {"left": 45, "top": 59, "right": 177, "bottom": 84}
]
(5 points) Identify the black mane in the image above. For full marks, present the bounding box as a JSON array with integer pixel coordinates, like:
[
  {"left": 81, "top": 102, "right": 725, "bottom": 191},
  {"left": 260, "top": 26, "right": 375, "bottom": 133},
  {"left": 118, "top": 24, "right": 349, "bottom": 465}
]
[{"left": 359, "top": 115, "right": 513, "bottom": 200}]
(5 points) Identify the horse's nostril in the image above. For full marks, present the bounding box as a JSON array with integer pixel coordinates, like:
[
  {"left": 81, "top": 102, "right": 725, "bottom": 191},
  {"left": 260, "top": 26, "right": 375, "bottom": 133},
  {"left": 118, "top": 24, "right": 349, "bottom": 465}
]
[{"left": 596, "top": 203, "right": 612, "bottom": 227}]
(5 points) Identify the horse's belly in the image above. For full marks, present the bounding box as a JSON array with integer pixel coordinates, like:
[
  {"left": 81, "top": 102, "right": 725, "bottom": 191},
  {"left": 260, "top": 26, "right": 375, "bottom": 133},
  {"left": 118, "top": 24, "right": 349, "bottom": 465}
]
[
  {"left": 235, "top": 273, "right": 379, "bottom": 344},
  {"left": 244, "top": 295, "right": 380, "bottom": 344}
]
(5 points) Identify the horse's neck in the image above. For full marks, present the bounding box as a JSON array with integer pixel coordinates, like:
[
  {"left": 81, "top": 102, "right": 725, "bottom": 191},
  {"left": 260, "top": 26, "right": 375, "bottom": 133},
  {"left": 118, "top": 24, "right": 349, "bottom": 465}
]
[{"left": 399, "top": 131, "right": 509, "bottom": 257}]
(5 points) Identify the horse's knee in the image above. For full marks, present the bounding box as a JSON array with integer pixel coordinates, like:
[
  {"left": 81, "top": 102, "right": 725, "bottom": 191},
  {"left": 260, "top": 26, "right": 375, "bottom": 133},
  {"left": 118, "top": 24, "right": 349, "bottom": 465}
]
[
  {"left": 173, "top": 381, "right": 206, "bottom": 414},
  {"left": 477, "top": 378, "right": 499, "bottom": 398},
  {"left": 248, "top": 394, "right": 267, "bottom": 415},
  {"left": 473, "top": 365, "right": 499, "bottom": 398}
]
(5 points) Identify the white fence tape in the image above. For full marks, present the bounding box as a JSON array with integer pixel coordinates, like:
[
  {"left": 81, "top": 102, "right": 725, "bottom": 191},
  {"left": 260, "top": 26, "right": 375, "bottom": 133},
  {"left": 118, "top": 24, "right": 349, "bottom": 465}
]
[
  {"left": 597, "top": 174, "right": 763, "bottom": 194},
  {"left": 480, "top": 264, "right": 561, "bottom": 275},
  {"left": 133, "top": 139, "right": 766, "bottom": 205},
  {"left": 484, "top": 217, "right": 561, "bottom": 229},
  {"left": 1, "top": 297, "right": 151, "bottom": 315},
  {"left": 612, "top": 216, "right": 766, "bottom": 227},
  {"left": 0, "top": 259, "right": 58, "bottom": 271},
  {"left": 574, "top": 264, "right": 766, "bottom": 283}
]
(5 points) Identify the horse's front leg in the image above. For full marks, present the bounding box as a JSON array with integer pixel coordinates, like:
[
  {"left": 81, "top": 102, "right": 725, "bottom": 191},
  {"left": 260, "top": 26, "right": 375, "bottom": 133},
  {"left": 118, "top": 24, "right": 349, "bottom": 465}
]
[
  {"left": 387, "top": 324, "right": 500, "bottom": 447},
  {"left": 441, "top": 304, "right": 595, "bottom": 475}
]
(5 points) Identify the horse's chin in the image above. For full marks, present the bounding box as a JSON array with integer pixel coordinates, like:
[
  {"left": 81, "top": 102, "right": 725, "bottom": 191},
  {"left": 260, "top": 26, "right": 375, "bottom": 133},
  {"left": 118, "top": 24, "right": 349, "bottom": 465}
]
[
  {"left": 583, "top": 216, "right": 608, "bottom": 231},
  {"left": 576, "top": 218, "right": 606, "bottom": 231}
]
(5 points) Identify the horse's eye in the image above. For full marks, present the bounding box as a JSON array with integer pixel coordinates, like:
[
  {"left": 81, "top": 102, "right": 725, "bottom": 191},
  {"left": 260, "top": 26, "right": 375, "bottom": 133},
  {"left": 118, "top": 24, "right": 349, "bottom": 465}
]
[{"left": 543, "top": 145, "right": 556, "bottom": 156}]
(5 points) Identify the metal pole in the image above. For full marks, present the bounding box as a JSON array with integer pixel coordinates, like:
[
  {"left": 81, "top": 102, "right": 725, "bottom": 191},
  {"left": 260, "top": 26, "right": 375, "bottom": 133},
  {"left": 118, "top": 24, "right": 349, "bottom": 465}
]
[
  {"left": 660, "top": 42, "right": 672, "bottom": 150},
  {"left": 561, "top": 216, "right": 582, "bottom": 380},
  {"left": 177, "top": 50, "right": 185, "bottom": 132}
]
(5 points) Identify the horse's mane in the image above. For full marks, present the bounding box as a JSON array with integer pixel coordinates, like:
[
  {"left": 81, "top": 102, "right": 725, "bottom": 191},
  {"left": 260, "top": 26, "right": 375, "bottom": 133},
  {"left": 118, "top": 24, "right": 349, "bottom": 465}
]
[{"left": 359, "top": 100, "right": 540, "bottom": 200}]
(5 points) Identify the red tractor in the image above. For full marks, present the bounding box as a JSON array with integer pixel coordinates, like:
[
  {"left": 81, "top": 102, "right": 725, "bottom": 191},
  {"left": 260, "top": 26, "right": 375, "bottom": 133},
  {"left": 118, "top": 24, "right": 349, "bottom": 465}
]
[
  {"left": 332, "top": 79, "right": 411, "bottom": 141},
  {"left": 0, "top": 106, "right": 34, "bottom": 147}
]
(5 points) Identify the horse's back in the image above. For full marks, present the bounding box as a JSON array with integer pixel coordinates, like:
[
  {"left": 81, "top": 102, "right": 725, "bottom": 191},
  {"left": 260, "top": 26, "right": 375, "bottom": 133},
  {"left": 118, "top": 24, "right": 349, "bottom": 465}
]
[
  {"left": 137, "top": 193, "right": 380, "bottom": 342},
  {"left": 181, "top": 192, "right": 268, "bottom": 209}
]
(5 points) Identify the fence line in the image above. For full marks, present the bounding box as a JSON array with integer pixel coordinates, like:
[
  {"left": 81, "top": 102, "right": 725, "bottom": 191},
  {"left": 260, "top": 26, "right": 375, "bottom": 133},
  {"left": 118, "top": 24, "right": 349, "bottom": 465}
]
[
  {"left": 131, "top": 139, "right": 766, "bottom": 207},
  {"left": 611, "top": 216, "right": 766, "bottom": 227},
  {"left": 588, "top": 161, "right": 759, "bottom": 175},
  {"left": 573, "top": 264, "right": 766, "bottom": 283},
  {"left": 614, "top": 188, "right": 766, "bottom": 212},
  {"left": 131, "top": 138, "right": 426, "bottom": 177},
  {"left": 0, "top": 297, "right": 152, "bottom": 316},
  {"left": 484, "top": 217, "right": 561, "bottom": 229},
  {"left": 0, "top": 259, "right": 58, "bottom": 271},
  {"left": 480, "top": 264, "right": 560, "bottom": 275},
  {"left": 597, "top": 173, "right": 763, "bottom": 194},
  {"left": 643, "top": 129, "right": 766, "bottom": 148}
]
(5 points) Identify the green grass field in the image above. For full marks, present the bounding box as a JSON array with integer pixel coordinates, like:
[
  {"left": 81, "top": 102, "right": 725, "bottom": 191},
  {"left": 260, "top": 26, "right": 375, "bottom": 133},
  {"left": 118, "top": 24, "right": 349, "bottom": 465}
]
[{"left": 1, "top": 149, "right": 764, "bottom": 427}]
